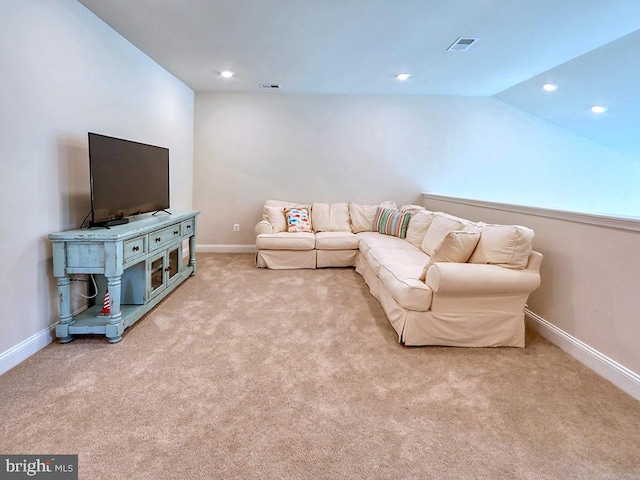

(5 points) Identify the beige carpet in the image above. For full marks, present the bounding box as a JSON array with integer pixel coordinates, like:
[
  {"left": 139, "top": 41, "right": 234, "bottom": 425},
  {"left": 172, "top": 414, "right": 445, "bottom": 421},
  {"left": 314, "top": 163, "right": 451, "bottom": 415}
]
[{"left": 1, "top": 253, "right": 639, "bottom": 479}]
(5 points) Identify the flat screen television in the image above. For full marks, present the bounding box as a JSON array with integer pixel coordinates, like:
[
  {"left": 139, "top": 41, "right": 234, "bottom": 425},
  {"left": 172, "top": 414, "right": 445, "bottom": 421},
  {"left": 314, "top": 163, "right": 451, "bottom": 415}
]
[{"left": 88, "top": 133, "right": 170, "bottom": 227}]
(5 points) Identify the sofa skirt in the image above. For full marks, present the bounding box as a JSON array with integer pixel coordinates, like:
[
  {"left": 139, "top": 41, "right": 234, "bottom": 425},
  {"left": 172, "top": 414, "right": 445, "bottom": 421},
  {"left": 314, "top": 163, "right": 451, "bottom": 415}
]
[
  {"left": 256, "top": 250, "right": 316, "bottom": 269},
  {"left": 317, "top": 250, "right": 358, "bottom": 268}
]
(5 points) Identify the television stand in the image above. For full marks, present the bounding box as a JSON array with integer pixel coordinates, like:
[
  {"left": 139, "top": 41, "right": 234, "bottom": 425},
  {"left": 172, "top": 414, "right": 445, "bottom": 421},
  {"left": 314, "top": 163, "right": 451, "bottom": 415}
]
[{"left": 49, "top": 210, "right": 198, "bottom": 343}]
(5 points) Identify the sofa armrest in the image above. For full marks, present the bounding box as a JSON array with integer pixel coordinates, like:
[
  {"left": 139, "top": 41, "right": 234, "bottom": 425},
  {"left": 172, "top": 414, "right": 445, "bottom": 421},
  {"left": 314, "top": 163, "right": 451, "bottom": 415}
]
[
  {"left": 426, "top": 262, "right": 541, "bottom": 295},
  {"left": 255, "top": 220, "right": 274, "bottom": 235}
]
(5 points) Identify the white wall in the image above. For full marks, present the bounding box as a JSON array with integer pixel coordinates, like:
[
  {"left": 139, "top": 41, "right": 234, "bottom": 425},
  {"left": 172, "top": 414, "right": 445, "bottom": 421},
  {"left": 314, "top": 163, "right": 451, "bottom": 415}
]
[
  {"left": 0, "top": 0, "right": 194, "bottom": 369},
  {"left": 426, "top": 98, "right": 640, "bottom": 218},
  {"left": 194, "top": 93, "right": 433, "bottom": 247},
  {"left": 194, "top": 92, "right": 637, "bottom": 248}
]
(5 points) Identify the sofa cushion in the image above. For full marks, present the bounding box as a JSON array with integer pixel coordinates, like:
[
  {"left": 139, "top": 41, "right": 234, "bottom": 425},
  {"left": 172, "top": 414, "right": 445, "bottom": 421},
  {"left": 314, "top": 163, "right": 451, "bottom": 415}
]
[
  {"left": 419, "top": 231, "right": 481, "bottom": 280},
  {"left": 468, "top": 224, "right": 534, "bottom": 269},
  {"left": 256, "top": 232, "right": 315, "bottom": 250},
  {"left": 405, "top": 210, "right": 436, "bottom": 249},
  {"left": 356, "top": 231, "right": 418, "bottom": 257},
  {"left": 400, "top": 204, "right": 427, "bottom": 213},
  {"left": 366, "top": 247, "right": 430, "bottom": 278},
  {"left": 265, "top": 206, "right": 288, "bottom": 233},
  {"left": 349, "top": 201, "right": 397, "bottom": 233},
  {"left": 421, "top": 213, "right": 469, "bottom": 255},
  {"left": 285, "top": 208, "right": 313, "bottom": 233},
  {"left": 373, "top": 207, "right": 411, "bottom": 239},
  {"left": 378, "top": 263, "right": 433, "bottom": 312},
  {"left": 315, "top": 232, "right": 360, "bottom": 250},
  {"left": 312, "top": 203, "right": 351, "bottom": 232}
]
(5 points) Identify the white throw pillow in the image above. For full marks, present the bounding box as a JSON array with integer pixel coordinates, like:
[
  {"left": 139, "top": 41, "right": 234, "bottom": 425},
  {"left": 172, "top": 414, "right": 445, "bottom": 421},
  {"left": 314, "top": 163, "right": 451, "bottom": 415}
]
[
  {"left": 419, "top": 231, "right": 481, "bottom": 281},
  {"left": 312, "top": 203, "right": 351, "bottom": 232},
  {"left": 265, "top": 206, "right": 288, "bottom": 233},
  {"left": 421, "top": 213, "right": 468, "bottom": 256}
]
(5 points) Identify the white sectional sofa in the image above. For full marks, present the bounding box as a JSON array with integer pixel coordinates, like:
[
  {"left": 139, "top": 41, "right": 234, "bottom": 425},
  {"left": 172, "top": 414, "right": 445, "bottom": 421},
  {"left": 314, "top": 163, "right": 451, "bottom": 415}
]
[{"left": 254, "top": 200, "right": 542, "bottom": 348}]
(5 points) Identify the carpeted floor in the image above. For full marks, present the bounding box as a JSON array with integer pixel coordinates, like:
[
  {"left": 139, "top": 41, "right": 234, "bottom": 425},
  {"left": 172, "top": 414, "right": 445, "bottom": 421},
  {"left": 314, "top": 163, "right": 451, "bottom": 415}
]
[{"left": 1, "top": 253, "right": 639, "bottom": 479}]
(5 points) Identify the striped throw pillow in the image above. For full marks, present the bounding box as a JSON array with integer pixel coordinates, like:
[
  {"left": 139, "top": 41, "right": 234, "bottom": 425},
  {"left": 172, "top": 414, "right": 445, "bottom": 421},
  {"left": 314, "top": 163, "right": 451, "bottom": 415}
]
[{"left": 373, "top": 207, "right": 411, "bottom": 239}]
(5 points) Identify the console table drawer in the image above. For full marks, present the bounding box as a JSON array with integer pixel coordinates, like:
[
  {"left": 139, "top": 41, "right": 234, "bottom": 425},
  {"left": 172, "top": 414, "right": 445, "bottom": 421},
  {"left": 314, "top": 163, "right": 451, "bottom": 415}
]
[
  {"left": 181, "top": 219, "right": 195, "bottom": 236},
  {"left": 124, "top": 237, "right": 146, "bottom": 261},
  {"left": 149, "top": 225, "right": 181, "bottom": 251}
]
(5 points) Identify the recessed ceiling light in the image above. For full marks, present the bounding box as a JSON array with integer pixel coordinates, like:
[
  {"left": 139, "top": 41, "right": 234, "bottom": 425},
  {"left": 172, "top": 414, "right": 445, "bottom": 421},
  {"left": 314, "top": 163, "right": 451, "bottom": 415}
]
[
  {"left": 395, "top": 73, "right": 411, "bottom": 81},
  {"left": 591, "top": 105, "right": 607, "bottom": 114},
  {"left": 542, "top": 83, "right": 558, "bottom": 92},
  {"left": 220, "top": 71, "right": 234, "bottom": 78}
]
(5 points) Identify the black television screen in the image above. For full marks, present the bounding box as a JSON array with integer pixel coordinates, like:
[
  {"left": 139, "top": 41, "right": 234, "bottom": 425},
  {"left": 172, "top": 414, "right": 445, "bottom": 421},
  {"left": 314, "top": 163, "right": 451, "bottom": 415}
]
[{"left": 88, "top": 133, "right": 170, "bottom": 227}]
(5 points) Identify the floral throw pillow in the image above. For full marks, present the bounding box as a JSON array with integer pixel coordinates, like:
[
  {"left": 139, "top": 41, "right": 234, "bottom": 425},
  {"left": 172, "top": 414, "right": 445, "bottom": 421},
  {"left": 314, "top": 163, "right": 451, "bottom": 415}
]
[{"left": 284, "top": 207, "right": 312, "bottom": 233}]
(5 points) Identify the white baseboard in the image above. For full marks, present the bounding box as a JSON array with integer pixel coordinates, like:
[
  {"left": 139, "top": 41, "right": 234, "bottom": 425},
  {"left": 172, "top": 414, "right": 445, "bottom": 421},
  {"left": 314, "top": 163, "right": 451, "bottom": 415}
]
[
  {"left": 197, "top": 244, "right": 257, "bottom": 253},
  {"left": 525, "top": 309, "right": 640, "bottom": 401},
  {"left": 0, "top": 325, "right": 56, "bottom": 376}
]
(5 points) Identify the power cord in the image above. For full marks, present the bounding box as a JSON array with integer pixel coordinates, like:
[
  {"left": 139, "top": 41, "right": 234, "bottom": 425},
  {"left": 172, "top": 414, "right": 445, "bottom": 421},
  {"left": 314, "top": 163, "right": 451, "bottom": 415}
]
[
  {"left": 72, "top": 274, "right": 98, "bottom": 299},
  {"left": 80, "top": 210, "right": 92, "bottom": 229}
]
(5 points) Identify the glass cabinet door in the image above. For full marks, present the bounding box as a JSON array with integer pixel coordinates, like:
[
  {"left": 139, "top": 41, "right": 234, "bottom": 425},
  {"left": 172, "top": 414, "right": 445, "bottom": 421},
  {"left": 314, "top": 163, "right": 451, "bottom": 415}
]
[
  {"left": 168, "top": 247, "right": 180, "bottom": 282},
  {"left": 149, "top": 253, "right": 166, "bottom": 298},
  {"left": 148, "top": 247, "right": 182, "bottom": 300}
]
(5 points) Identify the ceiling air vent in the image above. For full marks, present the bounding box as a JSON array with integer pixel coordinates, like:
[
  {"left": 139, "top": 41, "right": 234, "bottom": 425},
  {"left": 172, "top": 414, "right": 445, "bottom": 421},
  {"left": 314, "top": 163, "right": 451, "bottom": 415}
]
[
  {"left": 259, "top": 83, "right": 280, "bottom": 89},
  {"left": 447, "top": 37, "right": 479, "bottom": 52}
]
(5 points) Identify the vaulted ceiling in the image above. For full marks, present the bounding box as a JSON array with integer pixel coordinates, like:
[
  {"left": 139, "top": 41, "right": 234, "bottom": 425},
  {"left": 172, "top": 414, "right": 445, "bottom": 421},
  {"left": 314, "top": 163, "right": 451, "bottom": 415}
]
[{"left": 77, "top": 0, "right": 640, "bottom": 158}]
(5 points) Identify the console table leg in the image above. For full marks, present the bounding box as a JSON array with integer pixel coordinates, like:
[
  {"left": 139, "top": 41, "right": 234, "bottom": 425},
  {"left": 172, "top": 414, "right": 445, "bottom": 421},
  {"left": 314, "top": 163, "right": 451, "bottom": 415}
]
[
  {"left": 55, "top": 276, "right": 73, "bottom": 343},
  {"left": 189, "top": 235, "right": 197, "bottom": 275},
  {"left": 105, "top": 276, "right": 124, "bottom": 343}
]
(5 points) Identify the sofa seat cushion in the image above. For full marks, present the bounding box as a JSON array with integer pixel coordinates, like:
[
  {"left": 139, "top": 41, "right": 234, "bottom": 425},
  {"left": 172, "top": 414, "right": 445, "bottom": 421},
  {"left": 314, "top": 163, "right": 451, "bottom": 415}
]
[
  {"left": 256, "top": 232, "right": 315, "bottom": 250},
  {"left": 315, "top": 231, "right": 360, "bottom": 250},
  {"left": 378, "top": 263, "right": 433, "bottom": 312},
  {"left": 366, "top": 246, "right": 430, "bottom": 278},
  {"left": 356, "top": 232, "right": 418, "bottom": 256}
]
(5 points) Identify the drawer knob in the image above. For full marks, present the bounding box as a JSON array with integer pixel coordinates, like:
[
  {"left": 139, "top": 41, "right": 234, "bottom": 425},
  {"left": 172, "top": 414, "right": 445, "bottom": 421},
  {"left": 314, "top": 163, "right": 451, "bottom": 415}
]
[
  {"left": 155, "top": 237, "right": 161, "bottom": 242},
  {"left": 174, "top": 230, "right": 179, "bottom": 235},
  {"left": 164, "top": 267, "right": 171, "bottom": 272},
  {"left": 186, "top": 225, "right": 191, "bottom": 229},
  {"left": 133, "top": 246, "right": 140, "bottom": 252}
]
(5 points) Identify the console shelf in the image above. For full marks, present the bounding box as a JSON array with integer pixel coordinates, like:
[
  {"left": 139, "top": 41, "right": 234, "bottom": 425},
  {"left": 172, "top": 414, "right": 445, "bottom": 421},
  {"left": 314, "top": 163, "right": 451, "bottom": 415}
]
[{"left": 49, "top": 210, "right": 199, "bottom": 343}]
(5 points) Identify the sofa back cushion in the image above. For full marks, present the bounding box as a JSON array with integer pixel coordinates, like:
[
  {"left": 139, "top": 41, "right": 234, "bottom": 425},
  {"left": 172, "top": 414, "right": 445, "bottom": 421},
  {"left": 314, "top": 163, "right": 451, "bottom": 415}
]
[
  {"left": 421, "top": 213, "right": 469, "bottom": 255},
  {"left": 373, "top": 207, "right": 412, "bottom": 239},
  {"left": 468, "top": 224, "right": 534, "bottom": 269},
  {"left": 349, "top": 201, "right": 397, "bottom": 233},
  {"left": 311, "top": 203, "right": 351, "bottom": 232},
  {"left": 419, "top": 231, "right": 481, "bottom": 280},
  {"left": 405, "top": 210, "right": 435, "bottom": 249}
]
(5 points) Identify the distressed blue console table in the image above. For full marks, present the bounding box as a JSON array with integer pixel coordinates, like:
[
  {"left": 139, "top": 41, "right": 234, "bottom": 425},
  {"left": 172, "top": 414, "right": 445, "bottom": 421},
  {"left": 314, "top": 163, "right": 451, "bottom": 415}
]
[{"left": 48, "top": 210, "right": 198, "bottom": 343}]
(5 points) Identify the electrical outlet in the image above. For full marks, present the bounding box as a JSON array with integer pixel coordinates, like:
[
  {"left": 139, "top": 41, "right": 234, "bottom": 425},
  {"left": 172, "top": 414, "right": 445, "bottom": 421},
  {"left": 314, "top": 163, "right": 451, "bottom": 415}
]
[{"left": 233, "top": 224, "right": 240, "bottom": 232}]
